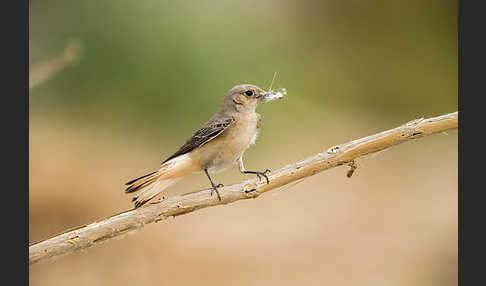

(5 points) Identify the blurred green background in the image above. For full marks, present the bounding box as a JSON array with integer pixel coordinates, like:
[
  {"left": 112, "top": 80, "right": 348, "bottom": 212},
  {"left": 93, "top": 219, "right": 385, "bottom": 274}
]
[{"left": 29, "top": 0, "right": 457, "bottom": 285}]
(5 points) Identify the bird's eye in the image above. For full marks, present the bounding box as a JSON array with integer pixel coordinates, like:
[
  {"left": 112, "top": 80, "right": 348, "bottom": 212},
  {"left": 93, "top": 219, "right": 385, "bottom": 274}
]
[{"left": 245, "top": 90, "right": 254, "bottom": 96}]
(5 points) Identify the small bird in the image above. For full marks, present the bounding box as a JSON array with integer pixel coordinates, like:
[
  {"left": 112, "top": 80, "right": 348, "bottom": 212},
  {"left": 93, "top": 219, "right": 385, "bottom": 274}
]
[{"left": 125, "top": 84, "right": 285, "bottom": 208}]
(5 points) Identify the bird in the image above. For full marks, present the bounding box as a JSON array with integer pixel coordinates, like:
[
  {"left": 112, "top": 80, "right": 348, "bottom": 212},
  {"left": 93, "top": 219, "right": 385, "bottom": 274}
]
[{"left": 125, "top": 83, "right": 285, "bottom": 208}]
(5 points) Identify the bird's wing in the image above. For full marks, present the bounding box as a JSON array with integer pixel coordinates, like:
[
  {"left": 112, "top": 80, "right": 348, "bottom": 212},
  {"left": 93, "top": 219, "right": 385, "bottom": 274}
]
[{"left": 161, "top": 116, "right": 235, "bottom": 164}]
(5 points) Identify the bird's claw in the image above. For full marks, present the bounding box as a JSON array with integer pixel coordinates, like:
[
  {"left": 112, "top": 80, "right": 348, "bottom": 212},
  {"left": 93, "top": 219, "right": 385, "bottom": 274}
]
[
  {"left": 243, "top": 169, "right": 271, "bottom": 184},
  {"left": 257, "top": 169, "right": 271, "bottom": 184},
  {"left": 210, "top": 183, "right": 223, "bottom": 201}
]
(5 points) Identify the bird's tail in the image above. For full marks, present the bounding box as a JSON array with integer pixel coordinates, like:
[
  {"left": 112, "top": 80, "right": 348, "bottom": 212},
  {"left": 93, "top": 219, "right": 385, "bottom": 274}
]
[
  {"left": 126, "top": 175, "right": 180, "bottom": 208},
  {"left": 125, "top": 154, "right": 195, "bottom": 208}
]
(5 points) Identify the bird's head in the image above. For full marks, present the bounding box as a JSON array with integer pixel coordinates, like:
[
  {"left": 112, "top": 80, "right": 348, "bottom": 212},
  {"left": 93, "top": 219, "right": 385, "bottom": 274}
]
[{"left": 223, "top": 83, "right": 285, "bottom": 113}]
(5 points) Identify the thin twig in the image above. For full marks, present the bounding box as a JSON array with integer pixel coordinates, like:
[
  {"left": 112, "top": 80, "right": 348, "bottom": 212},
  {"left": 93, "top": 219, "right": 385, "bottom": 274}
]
[
  {"left": 29, "top": 40, "right": 84, "bottom": 89},
  {"left": 29, "top": 111, "right": 458, "bottom": 265}
]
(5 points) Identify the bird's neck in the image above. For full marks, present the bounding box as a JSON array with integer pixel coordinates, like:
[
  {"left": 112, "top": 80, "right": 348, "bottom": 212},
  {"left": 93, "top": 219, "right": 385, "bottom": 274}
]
[{"left": 216, "top": 106, "right": 256, "bottom": 122}]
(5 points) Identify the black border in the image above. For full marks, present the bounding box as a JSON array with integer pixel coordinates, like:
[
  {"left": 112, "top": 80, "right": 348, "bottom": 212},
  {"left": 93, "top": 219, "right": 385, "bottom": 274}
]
[
  {"left": 459, "top": 0, "right": 483, "bottom": 285},
  {"left": 2, "top": 0, "right": 29, "bottom": 284}
]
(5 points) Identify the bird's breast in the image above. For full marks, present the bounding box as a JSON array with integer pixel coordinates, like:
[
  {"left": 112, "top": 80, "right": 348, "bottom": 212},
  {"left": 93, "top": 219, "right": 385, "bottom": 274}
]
[{"left": 196, "top": 113, "right": 261, "bottom": 173}]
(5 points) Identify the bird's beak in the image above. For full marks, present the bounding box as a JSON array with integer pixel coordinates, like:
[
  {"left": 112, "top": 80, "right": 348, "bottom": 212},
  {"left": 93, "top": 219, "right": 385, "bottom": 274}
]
[{"left": 262, "top": 88, "right": 286, "bottom": 102}]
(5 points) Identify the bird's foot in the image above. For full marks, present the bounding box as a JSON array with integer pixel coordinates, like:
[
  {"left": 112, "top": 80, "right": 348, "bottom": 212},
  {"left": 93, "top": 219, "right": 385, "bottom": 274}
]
[
  {"left": 210, "top": 183, "right": 223, "bottom": 201},
  {"left": 244, "top": 169, "right": 271, "bottom": 184}
]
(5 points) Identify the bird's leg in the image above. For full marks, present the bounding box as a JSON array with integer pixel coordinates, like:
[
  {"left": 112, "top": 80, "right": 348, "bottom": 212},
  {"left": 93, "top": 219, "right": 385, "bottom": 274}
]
[
  {"left": 242, "top": 170, "right": 271, "bottom": 184},
  {"left": 238, "top": 156, "right": 271, "bottom": 184},
  {"left": 204, "top": 168, "right": 222, "bottom": 201}
]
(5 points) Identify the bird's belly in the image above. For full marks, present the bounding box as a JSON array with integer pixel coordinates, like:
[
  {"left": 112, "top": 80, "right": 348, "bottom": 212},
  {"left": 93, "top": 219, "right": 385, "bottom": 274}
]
[{"left": 197, "top": 119, "right": 258, "bottom": 173}]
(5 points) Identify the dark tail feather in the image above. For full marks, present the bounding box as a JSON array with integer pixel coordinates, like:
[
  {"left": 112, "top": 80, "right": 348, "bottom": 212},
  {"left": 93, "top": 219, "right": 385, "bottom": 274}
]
[
  {"left": 125, "top": 171, "right": 157, "bottom": 186},
  {"left": 130, "top": 178, "right": 180, "bottom": 208},
  {"left": 125, "top": 180, "right": 152, "bottom": 193},
  {"left": 125, "top": 171, "right": 159, "bottom": 193}
]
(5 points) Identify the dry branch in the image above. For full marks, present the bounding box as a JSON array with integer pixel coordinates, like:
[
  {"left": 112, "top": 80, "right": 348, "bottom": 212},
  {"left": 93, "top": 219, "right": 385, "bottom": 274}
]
[
  {"left": 29, "top": 111, "right": 458, "bottom": 265},
  {"left": 29, "top": 40, "right": 84, "bottom": 89}
]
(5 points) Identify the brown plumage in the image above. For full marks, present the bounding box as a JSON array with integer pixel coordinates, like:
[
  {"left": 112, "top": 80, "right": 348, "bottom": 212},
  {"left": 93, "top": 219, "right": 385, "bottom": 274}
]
[
  {"left": 161, "top": 117, "right": 235, "bottom": 164},
  {"left": 125, "top": 83, "right": 285, "bottom": 208}
]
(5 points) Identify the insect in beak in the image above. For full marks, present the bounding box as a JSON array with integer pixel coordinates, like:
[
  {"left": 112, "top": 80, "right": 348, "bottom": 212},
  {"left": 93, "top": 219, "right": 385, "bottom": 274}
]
[{"left": 262, "top": 88, "right": 287, "bottom": 102}]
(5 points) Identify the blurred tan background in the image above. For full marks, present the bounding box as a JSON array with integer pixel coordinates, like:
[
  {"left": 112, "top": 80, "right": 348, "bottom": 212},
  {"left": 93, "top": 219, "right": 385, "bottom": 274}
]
[{"left": 29, "top": 0, "right": 457, "bottom": 285}]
